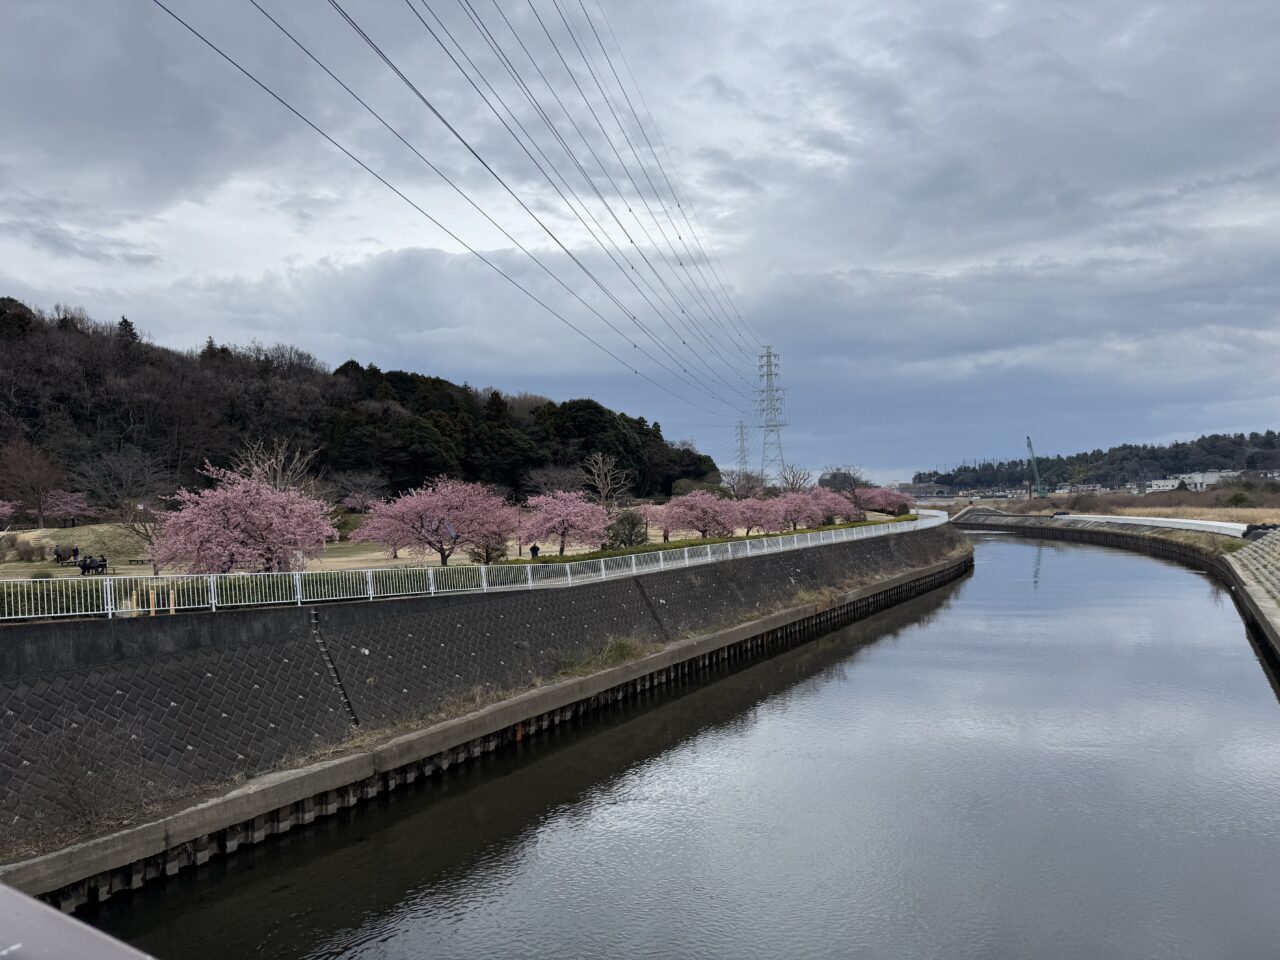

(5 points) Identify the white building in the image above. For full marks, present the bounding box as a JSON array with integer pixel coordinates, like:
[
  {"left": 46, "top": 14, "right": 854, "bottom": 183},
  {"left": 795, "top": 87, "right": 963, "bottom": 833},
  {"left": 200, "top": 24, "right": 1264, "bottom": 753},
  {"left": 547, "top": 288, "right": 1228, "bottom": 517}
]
[{"left": 1146, "top": 470, "right": 1241, "bottom": 493}]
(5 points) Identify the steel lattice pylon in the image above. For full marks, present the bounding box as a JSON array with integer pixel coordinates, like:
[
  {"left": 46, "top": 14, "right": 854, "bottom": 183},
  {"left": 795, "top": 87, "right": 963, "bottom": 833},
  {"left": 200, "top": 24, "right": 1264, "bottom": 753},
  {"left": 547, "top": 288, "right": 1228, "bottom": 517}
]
[
  {"left": 757, "top": 347, "right": 787, "bottom": 481},
  {"left": 735, "top": 420, "right": 751, "bottom": 474}
]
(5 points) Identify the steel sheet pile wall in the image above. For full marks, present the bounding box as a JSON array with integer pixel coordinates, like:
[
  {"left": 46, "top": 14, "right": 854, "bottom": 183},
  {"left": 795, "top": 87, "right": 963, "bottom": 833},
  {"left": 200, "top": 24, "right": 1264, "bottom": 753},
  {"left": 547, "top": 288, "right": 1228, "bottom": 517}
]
[{"left": 1, "top": 526, "right": 964, "bottom": 836}]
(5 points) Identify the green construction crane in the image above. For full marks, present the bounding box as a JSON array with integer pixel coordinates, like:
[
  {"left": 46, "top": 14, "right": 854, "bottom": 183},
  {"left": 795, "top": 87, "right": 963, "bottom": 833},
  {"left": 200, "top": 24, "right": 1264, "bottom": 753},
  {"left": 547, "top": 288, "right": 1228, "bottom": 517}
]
[{"left": 1025, "top": 436, "right": 1049, "bottom": 498}]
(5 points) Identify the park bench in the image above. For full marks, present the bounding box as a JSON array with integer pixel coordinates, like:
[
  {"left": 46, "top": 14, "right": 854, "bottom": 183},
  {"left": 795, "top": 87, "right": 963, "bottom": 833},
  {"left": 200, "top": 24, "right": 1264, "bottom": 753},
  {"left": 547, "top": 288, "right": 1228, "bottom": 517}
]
[{"left": 127, "top": 558, "right": 149, "bottom": 565}]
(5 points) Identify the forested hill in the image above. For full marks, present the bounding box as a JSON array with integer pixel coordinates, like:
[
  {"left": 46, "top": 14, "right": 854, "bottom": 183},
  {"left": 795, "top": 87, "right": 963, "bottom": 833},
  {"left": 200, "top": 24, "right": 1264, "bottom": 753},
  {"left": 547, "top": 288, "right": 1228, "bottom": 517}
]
[
  {"left": 0, "top": 297, "right": 717, "bottom": 496},
  {"left": 913, "top": 431, "right": 1280, "bottom": 489}
]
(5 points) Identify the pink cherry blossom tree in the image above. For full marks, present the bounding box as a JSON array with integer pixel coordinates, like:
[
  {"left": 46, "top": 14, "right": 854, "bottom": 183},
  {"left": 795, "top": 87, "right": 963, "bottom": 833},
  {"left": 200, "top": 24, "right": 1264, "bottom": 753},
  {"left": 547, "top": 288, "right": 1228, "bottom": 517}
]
[
  {"left": 352, "top": 478, "right": 515, "bottom": 565},
  {"left": 774, "top": 491, "right": 824, "bottom": 531},
  {"left": 464, "top": 501, "right": 523, "bottom": 564},
  {"left": 853, "top": 487, "right": 914, "bottom": 515},
  {"left": 522, "top": 491, "right": 609, "bottom": 556},
  {"left": 665, "top": 490, "right": 736, "bottom": 538},
  {"left": 150, "top": 465, "right": 337, "bottom": 573},
  {"left": 43, "top": 490, "right": 98, "bottom": 527},
  {"left": 0, "top": 500, "right": 16, "bottom": 531},
  {"left": 808, "top": 486, "right": 863, "bottom": 525},
  {"left": 736, "top": 497, "right": 783, "bottom": 536}
]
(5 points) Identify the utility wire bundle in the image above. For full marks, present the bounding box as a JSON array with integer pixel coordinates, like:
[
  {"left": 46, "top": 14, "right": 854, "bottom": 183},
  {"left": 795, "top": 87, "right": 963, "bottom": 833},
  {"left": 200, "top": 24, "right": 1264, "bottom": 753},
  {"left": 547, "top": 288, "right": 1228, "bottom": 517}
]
[{"left": 150, "top": 0, "right": 766, "bottom": 423}]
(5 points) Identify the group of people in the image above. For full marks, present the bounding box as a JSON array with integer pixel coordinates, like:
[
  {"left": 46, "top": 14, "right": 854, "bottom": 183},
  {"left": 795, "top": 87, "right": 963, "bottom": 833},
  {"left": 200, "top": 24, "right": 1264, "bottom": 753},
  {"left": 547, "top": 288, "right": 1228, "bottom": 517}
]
[{"left": 52, "top": 545, "right": 108, "bottom": 575}]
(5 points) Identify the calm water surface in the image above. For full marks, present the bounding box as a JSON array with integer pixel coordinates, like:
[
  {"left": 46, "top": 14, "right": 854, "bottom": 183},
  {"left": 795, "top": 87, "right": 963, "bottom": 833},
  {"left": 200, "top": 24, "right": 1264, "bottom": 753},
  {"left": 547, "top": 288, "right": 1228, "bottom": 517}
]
[{"left": 93, "top": 536, "right": 1280, "bottom": 959}]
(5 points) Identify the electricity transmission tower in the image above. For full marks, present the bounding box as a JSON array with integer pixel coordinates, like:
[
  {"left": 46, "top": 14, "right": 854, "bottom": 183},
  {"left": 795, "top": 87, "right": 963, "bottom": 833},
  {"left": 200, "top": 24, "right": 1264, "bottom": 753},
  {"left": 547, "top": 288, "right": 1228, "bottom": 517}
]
[
  {"left": 757, "top": 347, "right": 787, "bottom": 480},
  {"left": 735, "top": 420, "right": 751, "bottom": 474}
]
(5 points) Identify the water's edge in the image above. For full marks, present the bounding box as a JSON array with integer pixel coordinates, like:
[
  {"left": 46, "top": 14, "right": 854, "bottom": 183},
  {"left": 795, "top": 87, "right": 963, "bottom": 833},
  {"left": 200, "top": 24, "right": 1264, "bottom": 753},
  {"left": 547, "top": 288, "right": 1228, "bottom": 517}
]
[{"left": 4, "top": 550, "right": 973, "bottom": 912}]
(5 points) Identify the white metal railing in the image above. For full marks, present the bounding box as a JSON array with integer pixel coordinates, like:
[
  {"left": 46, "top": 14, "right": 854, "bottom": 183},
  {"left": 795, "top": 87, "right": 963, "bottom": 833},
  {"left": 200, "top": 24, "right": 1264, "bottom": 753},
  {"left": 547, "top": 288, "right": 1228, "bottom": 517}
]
[{"left": 0, "top": 510, "right": 947, "bottom": 623}]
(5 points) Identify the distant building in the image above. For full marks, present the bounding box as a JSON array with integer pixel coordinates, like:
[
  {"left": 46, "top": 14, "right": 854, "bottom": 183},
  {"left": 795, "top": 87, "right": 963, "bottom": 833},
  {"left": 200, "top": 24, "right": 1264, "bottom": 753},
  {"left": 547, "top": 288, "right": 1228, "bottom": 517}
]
[
  {"left": 898, "top": 483, "right": 951, "bottom": 498},
  {"left": 1178, "top": 470, "right": 1241, "bottom": 490},
  {"left": 1144, "top": 470, "right": 1241, "bottom": 493}
]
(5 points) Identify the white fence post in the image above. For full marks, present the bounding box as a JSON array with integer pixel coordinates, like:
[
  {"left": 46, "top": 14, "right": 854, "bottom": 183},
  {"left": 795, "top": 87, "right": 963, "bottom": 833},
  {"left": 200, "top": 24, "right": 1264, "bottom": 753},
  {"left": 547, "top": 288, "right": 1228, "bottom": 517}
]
[
  {"left": 207, "top": 575, "right": 217, "bottom": 612},
  {"left": 294, "top": 572, "right": 303, "bottom": 605},
  {"left": 480, "top": 566, "right": 489, "bottom": 592},
  {"left": 658, "top": 551, "right": 665, "bottom": 570},
  {"left": 104, "top": 578, "right": 115, "bottom": 619},
  {"left": 366, "top": 569, "right": 374, "bottom": 600},
  {"left": 526, "top": 566, "right": 534, "bottom": 587},
  {"left": 566, "top": 565, "right": 573, "bottom": 585},
  {"left": 630, "top": 555, "right": 638, "bottom": 575},
  {"left": 599, "top": 559, "right": 607, "bottom": 579},
  {"left": 427, "top": 567, "right": 436, "bottom": 595}
]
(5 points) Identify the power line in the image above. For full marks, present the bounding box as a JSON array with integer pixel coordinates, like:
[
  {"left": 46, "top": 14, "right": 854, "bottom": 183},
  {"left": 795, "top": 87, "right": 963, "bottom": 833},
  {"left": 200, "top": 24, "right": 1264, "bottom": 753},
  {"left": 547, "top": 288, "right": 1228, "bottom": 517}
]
[
  {"left": 524, "top": 0, "right": 758, "bottom": 381},
  {"left": 326, "top": 0, "right": 749, "bottom": 415},
  {"left": 543, "top": 0, "right": 755, "bottom": 366},
  {"left": 573, "top": 0, "right": 760, "bottom": 361},
  {"left": 478, "top": 0, "right": 753, "bottom": 388},
  {"left": 587, "top": 0, "right": 768, "bottom": 350},
  {"left": 450, "top": 0, "right": 753, "bottom": 397},
  {"left": 414, "top": 0, "right": 752, "bottom": 400},
  {"left": 146, "top": 0, "right": 732, "bottom": 418}
]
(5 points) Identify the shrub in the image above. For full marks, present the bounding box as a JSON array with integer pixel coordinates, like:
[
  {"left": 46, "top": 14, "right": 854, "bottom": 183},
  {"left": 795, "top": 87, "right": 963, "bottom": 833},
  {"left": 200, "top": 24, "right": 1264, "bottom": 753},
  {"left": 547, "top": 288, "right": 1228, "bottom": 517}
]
[
  {"left": 14, "top": 540, "right": 46, "bottom": 562},
  {"left": 607, "top": 509, "right": 648, "bottom": 549}
]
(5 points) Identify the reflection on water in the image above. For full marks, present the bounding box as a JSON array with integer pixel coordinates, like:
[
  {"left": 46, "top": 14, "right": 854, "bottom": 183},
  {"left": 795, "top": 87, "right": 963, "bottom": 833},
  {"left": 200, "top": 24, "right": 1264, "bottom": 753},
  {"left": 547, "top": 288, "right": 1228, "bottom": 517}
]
[{"left": 92, "top": 536, "right": 1280, "bottom": 960}]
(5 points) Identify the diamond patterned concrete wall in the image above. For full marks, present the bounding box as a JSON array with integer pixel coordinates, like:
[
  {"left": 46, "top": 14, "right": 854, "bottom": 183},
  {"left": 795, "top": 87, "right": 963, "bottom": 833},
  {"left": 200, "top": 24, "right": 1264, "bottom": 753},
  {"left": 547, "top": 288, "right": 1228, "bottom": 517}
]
[
  {"left": 0, "top": 608, "right": 351, "bottom": 833},
  {"left": 0, "top": 526, "right": 961, "bottom": 834},
  {"left": 320, "top": 577, "right": 664, "bottom": 727}
]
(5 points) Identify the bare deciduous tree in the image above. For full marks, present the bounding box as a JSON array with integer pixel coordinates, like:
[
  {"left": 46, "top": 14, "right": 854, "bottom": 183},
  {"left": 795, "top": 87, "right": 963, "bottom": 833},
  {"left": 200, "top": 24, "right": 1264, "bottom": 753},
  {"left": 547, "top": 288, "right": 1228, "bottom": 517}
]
[
  {"left": 231, "top": 438, "right": 325, "bottom": 496},
  {"left": 526, "top": 465, "right": 583, "bottom": 494},
  {"left": 0, "top": 436, "right": 62, "bottom": 527},
  {"left": 776, "top": 464, "right": 813, "bottom": 492},
  {"left": 580, "top": 452, "right": 632, "bottom": 509},
  {"left": 333, "top": 470, "right": 388, "bottom": 512},
  {"left": 81, "top": 448, "right": 173, "bottom": 566},
  {"left": 819, "top": 464, "right": 868, "bottom": 493},
  {"left": 720, "top": 469, "right": 766, "bottom": 499}
]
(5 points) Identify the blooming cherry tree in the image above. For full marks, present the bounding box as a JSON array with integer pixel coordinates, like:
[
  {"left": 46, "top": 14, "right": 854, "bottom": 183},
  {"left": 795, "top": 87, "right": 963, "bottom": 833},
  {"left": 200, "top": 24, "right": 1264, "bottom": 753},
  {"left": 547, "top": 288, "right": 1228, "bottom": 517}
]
[
  {"left": 736, "top": 497, "right": 785, "bottom": 535},
  {"left": 808, "top": 486, "right": 863, "bottom": 524},
  {"left": 522, "top": 491, "right": 608, "bottom": 556},
  {"left": 0, "top": 500, "right": 15, "bottom": 531},
  {"left": 353, "top": 478, "right": 514, "bottom": 565},
  {"left": 665, "top": 490, "right": 736, "bottom": 538},
  {"left": 150, "top": 465, "right": 337, "bottom": 573},
  {"left": 465, "top": 501, "right": 523, "bottom": 564},
  {"left": 854, "top": 487, "right": 914, "bottom": 515},
  {"left": 43, "top": 490, "right": 98, "bottom": 527},
  {"left": 774, "top": 491, "right": 824, "bottom": 531}
]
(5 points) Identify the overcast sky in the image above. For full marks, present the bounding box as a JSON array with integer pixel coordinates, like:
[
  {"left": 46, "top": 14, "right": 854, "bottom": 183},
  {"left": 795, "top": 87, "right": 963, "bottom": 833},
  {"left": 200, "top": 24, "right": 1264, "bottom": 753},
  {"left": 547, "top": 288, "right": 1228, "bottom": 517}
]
[{"left": 3, "top": 0, "right": 1277, "bottom": 481}]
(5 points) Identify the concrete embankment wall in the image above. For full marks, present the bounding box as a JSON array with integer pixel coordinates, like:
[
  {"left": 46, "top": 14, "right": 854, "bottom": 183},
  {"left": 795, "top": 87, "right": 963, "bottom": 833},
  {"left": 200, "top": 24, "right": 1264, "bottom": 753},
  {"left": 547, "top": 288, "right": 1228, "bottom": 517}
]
[
  {"left": 1, "top": 525, "right": 969, "bottom": 907},
  {"left": 954, "top": 513, "right": 1280, "bottom": 660}
]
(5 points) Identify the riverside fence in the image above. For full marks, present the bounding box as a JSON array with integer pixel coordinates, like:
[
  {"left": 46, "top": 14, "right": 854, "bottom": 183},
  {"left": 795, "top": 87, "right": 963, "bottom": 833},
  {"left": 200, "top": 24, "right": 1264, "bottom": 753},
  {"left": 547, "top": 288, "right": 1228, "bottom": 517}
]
[{"left": 0, "top": 511, "right": 949, "bottom": 623}]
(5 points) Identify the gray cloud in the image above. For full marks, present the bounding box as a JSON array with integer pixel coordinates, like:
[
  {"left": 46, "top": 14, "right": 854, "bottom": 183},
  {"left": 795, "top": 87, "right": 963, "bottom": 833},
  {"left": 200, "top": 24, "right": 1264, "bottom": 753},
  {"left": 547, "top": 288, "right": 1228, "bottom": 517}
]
[{"left": 2, "top": 0, "right": 1278, "bottom": 475}]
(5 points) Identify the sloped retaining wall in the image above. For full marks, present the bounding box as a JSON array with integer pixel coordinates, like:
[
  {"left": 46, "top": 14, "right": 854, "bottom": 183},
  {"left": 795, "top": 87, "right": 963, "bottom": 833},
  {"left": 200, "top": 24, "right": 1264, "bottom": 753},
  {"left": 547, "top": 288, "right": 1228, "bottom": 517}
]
[{"left": 1, "top": 526, "right": 970, "bottom": 908}]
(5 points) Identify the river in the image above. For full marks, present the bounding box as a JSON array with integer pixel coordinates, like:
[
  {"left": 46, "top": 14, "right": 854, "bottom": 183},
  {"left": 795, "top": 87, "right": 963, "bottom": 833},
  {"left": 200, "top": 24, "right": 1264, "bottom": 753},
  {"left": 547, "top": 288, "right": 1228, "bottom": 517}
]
[{"left": 90, "top": 534, "right": 1280, "bottom": 959}]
